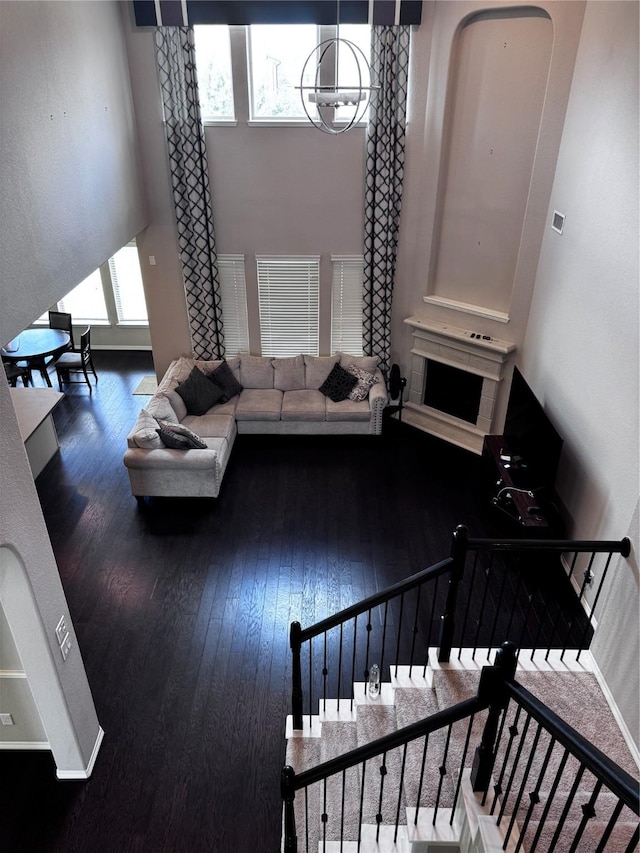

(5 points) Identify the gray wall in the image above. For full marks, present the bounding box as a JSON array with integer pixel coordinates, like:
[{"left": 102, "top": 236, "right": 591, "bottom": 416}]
[
  {"left": 523, "top": 0, "right": 639, "bottom": 744},
  {"left": 0, "top": 0, "right": 147, "bottom": 772}
]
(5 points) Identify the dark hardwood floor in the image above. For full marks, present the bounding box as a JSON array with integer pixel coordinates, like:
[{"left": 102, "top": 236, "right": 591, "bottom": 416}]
[{"left": 0, "top": 352, "right": 575, "bottom": 853}]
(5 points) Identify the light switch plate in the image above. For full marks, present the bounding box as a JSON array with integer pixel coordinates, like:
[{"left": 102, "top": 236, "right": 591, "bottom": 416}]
[
  {"left": 55, "top": 615, "right": 68, "bottom": 645},
  {"left": 60, "top": 632, "right": 72, "bottom": 661},
  {"left": 0, "top": 713, "right": 15, "bottom": 726}
]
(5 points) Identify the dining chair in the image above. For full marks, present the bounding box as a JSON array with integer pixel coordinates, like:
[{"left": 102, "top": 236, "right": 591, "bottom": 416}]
[
  {"left": 3, "top": 360, "right": 32, "bottom": 387},
  {"left": 54, "top": 327, "right": 98, "bottom": 392},
  {"left": 49, "top": 310, "right": 75, "bottom": 351}
]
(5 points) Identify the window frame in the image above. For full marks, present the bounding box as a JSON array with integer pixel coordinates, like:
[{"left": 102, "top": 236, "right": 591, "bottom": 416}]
[
  {"left": 330, "top": 255, "right": 364, "bottom": 356},
  {"left": 256, "top": 255, "right": 320, "bottom": 357}
]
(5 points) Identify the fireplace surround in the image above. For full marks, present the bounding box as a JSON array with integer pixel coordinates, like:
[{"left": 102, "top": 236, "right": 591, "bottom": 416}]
[{"left": 403, "top": 317, "right": 515, "bottom": 453}]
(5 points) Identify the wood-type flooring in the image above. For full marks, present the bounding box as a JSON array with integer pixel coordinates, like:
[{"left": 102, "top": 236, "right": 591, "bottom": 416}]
[{"left": 0, "top": 351, "right": 584, "bottom": 853}]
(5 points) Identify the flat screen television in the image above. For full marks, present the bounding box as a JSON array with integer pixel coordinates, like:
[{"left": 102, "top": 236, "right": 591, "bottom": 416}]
[{"left": 503, "top": 367, "right": 563, "bottom": 490}]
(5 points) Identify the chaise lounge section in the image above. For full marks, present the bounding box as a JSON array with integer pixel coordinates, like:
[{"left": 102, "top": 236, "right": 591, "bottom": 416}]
[{"left": 123, "top": 353, "right": 387, "bottom": 500}]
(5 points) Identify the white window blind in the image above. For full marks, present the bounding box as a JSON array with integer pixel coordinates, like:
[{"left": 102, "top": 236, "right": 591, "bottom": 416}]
[
  {"left": 331, "top": 255, "right": 364, "bottom": 356},
  {"left": 217, "top": 254, "right": 249, "bottom": 355},
  {"left": 59, "top": 269, "right": 109, "bottom": 322},
  {"left": 109, "top": 243, "right": 148, "bottom": 324},
  {"left": 256, "top": 255, "right": 320, "bottom": 357}
]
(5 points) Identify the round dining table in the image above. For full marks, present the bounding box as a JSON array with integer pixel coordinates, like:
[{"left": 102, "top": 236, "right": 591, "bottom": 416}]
[{"left": 1, "top": 328, "right": 71, "bottom": 387}]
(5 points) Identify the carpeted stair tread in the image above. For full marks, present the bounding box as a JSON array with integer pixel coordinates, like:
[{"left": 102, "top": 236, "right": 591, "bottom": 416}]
[
  {"left": 523, "top": 817, "right": 640, "bottom": 852},
  {"left": 285, "top": 737, "right": 323, "bottom": 853},
  {"left": 394, "top": 686, "right": 457, "bottom": 809},
  {"left": 356, "top": 703, "right": 407, "bottom": 827},
  {"left": 319, "top": 721, "right": 362, "bottom": 842}
]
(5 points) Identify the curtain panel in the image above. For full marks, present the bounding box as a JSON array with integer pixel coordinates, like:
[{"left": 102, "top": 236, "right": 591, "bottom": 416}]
[
  {"left": 155, "top": 27, "right": 225, "bottom": 360},
  {"left": 363, "top": 25, "right": 410, "bottom": 377}
]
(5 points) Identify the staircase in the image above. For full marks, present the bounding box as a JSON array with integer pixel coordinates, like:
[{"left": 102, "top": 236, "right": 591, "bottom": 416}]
[
  {"left": 281, "top": 530, "right": 638, "bottom": 852},
  {"left": 284, "top": 650, "right": 640, "bottom": 852}
]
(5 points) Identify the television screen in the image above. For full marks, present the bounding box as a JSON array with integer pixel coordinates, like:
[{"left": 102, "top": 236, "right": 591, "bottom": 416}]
[{"left": 503, "top": 367, "right": 563, "bottom": 489}]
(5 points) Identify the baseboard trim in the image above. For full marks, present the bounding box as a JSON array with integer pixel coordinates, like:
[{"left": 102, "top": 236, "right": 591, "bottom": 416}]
[
  {"left": 0, "top": 740, "right": 49, "bottom": 750},
  {"left": 588, "top": 656, "right": 640, "bottom": 771},
  {"left": 56, "top": 726, "right": 105, "bottom": 780}
]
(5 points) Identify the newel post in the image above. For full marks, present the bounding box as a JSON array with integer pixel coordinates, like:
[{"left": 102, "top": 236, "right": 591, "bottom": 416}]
[
  {"left": 290, "top": 621, "right": 303, "bottom": 730},
  {"left": 438, "top": 525, "right": 469, "bottom": 663},
  {"left": 470, "top": 641, "right": 518, "bottom": 791},
  {"left": 281, "top": 765, "right": 298, "bottom": 853}
]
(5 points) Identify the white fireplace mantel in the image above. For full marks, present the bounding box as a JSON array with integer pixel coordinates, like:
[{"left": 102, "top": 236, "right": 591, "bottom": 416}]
[{"left": 402, "top": 316, "right": 516, "bottom": 453}]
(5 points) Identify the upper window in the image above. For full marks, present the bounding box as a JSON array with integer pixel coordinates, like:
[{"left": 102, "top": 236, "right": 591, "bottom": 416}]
[
  {"left": 194, "top": 25, "right": 235, "bottom": 121},
  {"left": 248, "top": 25, "right": 319, "bottom": 120},
  {"left": 333, "top": 25, "right": 372, "bottom": 124}
]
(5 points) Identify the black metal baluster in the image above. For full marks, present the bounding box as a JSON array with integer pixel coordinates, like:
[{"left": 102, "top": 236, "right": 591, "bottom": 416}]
[
  {"left": 394, "top": 744, "right": 408, "bottom": 842},
  {"left": 488, "top": 555, "right": 510, "bottom": 652},
  {"left": 451, "top": 714, "right": 475, "bottom": 824},
  {"left": 350, "top": 615, "right": 357, "bottom": 714},
  {"left": 497, "top": 712, "right": 532, "bottom": 825},
  {"left": 567, "top": 781, "right": 603, "bottom": 853},
  {"left": 490, "top": 705, "right": 523, "bottom": 815},
  {"left": 504, "top": 722, "right": 543, "bottom": 847},
  {"left": 577, "top": 552, "right": 613, "bottom": 660},
  {"left": 547, "top": 765, "right": 586, "bottom": 850},
  {"left": 340, "top": 769, "right": 346, "bottom": 853},
  {"left": 515, "top": 593, "right": 533, "bottom": 658},
  {"left": 458, "top": 550, "right": 479, "bottom": 660},
  {"left": 376, "top": 752, "right": 388, "bottom": 843},
  {"left": 364, "top": 608, "right": 372, "bottom": 700},
  {"left": 595, "top": 798, "right": 624, "bottom": 853},
  {"left": 482, "top": 705, "right": 508, "bottom": 807},
  {"left": 513, "top": 734, "right": 556, "bottom": 852},
  {"left": 504, "top": 563, "right": 525, "bottom": 649},
  {"left": 309, "top": 638, "right": 313, "bottom": 730},
  {"left": 379, "top": 601, "right": 389, "bottom": 687},
  {"left": 414, "top": 734, "right": 430, "bottom": 824},
  {"left": 434, "top": 724, "right": 453, "bottom": 824},
  {"left": 322, "top": 777, "right": 327, "bottom": 853},
  {"left": 473, "top": 561, "right": 493, "bottom": 659},
  {"left": 394, "top": 592, "right": 405, "bottom": 675},
  {"left": 428, "top": 575, "right": 439, "bottom": 655},
  {"left": 304, "top": 786, "right": 309, "bottom": 853},
  {"left": 337, "top": 623, "right": 343, "bottom": 711},
  {"left": 528, "top": 747, "right": 570, "bottom": 852},
  {"left": 323, "top": 632, "right": 328, "bottom": 714},
  {"left": 546, "top": 551, "right": 578, "bottom": 660},
  {"left": 358, "top": 760, "right": 367, "bottom": 852},
  {"left": 409, "top": 585, "right": 422, "bottom": 675}
]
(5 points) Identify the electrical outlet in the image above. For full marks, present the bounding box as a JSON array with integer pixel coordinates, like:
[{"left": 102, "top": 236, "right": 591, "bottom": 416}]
[
  {"left": 55, "top": 615, "right": 68, "bottom": 645},
  {"left": 0, "top": 713, "right": 15, "bottom": 726},
  {"left": 60, "top": 632, "right": 72, "bottom": 661}
]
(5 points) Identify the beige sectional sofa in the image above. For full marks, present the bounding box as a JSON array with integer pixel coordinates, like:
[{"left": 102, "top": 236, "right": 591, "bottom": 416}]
[{"left": 123, "top": 353, "right": 387, "bottom": 500}]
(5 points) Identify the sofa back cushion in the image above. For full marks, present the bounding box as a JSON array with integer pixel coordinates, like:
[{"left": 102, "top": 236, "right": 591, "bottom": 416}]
[
  {"left": 338, "top": 352, "right": 379, "bottom": 374},
  {"left": 239, "top": 355, "right": 274, "bottom": 389},
  {"left": 272, "top": 355, "right": 305, "bottom": 391},
  {"left": 304, "top": 354, "right": 340, "bottom": 390}
]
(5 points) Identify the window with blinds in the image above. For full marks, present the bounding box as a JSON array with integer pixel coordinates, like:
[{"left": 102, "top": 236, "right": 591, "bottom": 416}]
[
  {"left": 217, "top": 254, "right": 249, "bottom": 355},
  {"left": 331, "top": 255, "right": 364, "bottom": 356},
  {"left": 109, "top": 243, "right": 148, "bottom": 324},
  {"left": 256, "top": 255, "right": 320, "bottom": 357}
]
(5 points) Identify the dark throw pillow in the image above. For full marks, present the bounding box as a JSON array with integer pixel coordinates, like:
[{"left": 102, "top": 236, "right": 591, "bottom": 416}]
[
  {"left": 318, "top": 362, "right": 358, "bottom": 403},
  {"left": 156, "top": 421, "right": 207, "bottom": 450},
  {"left": 208, "top": 360, "right": 243, "bottom": 402},
  {"left": 175, "top": 366, "right": 224, "bottom": 415}
]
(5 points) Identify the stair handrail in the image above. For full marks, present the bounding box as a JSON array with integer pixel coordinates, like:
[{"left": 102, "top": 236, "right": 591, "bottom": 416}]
[
  {"left": 290, "top": 556, "right": 455, "bottom": 729},
  {"left": 439, "top": 525, "right": 631, "bottom": 662},
  {"left": 282, "top": 642, "right": 639, "bottom": 853}
]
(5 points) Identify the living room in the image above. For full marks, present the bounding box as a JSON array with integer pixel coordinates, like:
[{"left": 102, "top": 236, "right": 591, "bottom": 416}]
[{"left": 0, "top": 1, "right": 637, "bottom": 850}]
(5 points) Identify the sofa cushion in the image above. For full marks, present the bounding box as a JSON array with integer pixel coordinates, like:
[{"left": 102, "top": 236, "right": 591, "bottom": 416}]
[
  {"left": 281, "top": 390, "right": 326, "bottom": 422},
  {"left": 131, "top": 408, "right": 164, "bottom": 449},
  {"left": 273, "top": 355, "right": 305, "bottom": 391},
  {"left": 240, "top": 355, "right": 274, "bottom": 389},
  {"left": 208, "top": 359, "right": 243, "bottom": 402},
  {"left": 235, "top": 389, "right": 283, "bottom": 421},
  {"left": 175, "top": 366, "right": 224, "bottom": 415},
  {"left": 146, "top": 393, "right": 179, "bottom": 423},
  {"left": 156, "top": 420, "right": 207, "bottom": 449},
  {"left": 182, "top": 413, "right": 236, "bottom": 442},
  {"left": 339, "top": 353, "right": 379, "bottom": 374},
  {"left": 347, "top": 365, "right": 378, "bottom": 402},
  {"left": 325, "top": 397, "right": 371, "bottom": 422},
  {"left": 319, "top": 362, "right": 358, "bottom": 402},
  {"left": 304, "top": 354, "right": 340, "bottom": 390}
]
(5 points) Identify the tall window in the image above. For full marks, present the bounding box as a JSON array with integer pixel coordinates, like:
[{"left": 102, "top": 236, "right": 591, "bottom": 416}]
[
  {"left": 194, "top": 26, "right": 235, "bottom": 120},
  {"left": 109, "top": 243, "right": 148, "bottom": 324},
  {"left": 58, "top": 270, "right": 108, "bottom": 323},
  {"left": 333, "top": 25, "right": 372, "bottom": 124},
  {"left": 217, "top": 254, "right": 249, "bottom": 355},
  {"left": 331, "top": 255, "right": 364, "bottom": 355},
  {"left": 257, "top": 256, "right": 320, "bottom": 356}
]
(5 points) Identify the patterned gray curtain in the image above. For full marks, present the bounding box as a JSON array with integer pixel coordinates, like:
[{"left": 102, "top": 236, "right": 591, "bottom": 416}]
[
  {"left": 363, "top": 26, "right": 410, "bottom": 376},
  {"left": 155, "top": 27, "right": 225, "bottom": 360}
]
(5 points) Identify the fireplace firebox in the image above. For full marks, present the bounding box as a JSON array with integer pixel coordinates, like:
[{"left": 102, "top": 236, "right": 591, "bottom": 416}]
[{"left": 424, "top": 361, "right": 483, "bottom": 424}]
